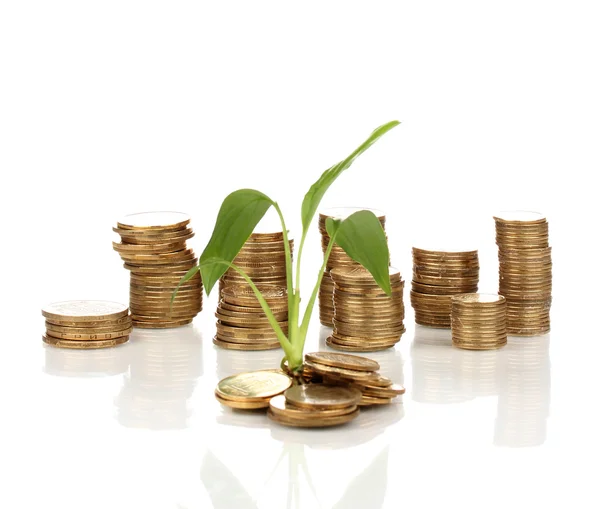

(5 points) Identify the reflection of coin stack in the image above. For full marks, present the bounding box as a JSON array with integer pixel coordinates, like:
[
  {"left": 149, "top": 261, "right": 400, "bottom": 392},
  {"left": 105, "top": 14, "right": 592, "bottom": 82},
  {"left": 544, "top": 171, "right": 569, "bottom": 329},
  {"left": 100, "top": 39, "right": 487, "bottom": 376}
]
[
  {"left": 495, "top": 337, "right": 551, "bottom": 447},
  {"left": 214, "top": 286, "right": 288, "bottom": 350},
  {"left": 42, "top": 300, "right": 132, "bottom": 349},
  {"left": 44, "top": 346, "right": 130, "bottom": 377},
  {"left": 327, "top": 267, "right": 405, "bottom": 352},
  {"left": 219, "top": 232, "right": 292, "bottom": 296},
  {"left": 115, "top": 326, "right": 203, "bottom": 430},
  {"left": 410, "top": 248, "right": 479, "bottom": 328},
  {"left": 494, "top": 211, "right": 552, "bottom": 336},
  {"left": 454, "top": 348, "right": 504, "bottom": 398},
  {"left": 112, "top": 211, "right": 202, "bottom": 328},
  {"left": 451, "top": 294, "right": 507, "bottom": 350},
  {"left": 411, "top": 327, "right": 473, "bottom": 404},
  {"left": 318, "top": 208, "right": 386, "bottom": 326},
  {"left": 215, "top": 346, "right": 283, "bottom": 382}
]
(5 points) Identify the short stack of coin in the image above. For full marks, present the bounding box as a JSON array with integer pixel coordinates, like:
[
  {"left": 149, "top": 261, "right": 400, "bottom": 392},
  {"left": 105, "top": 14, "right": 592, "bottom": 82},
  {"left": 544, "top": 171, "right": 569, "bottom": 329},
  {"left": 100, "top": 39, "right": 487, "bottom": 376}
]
[
  {"left": 411, "top": 248, "right": 479, "bottom": 328},
  {"left": 219, "top": 232, "right": 292, "bottom": 297},
  {"left": 494, "top": 211, "right": 552, "bottom": 336},
  {"left": 112, "top": 211, "right": 202, "bottom": 328},
  {"left": 318, "top": 208, "right": 386, "bottom": 326},
  {"left": 451, "top": 293, "right": 507, "bottom": 350},
  {"left": 327, "top": 267, "right": 405, "bottom": 351},
  {"left": 214, "top": 285, "right": 288, "bottom": 350},
  {"left": 42, "top": 300, "right": 132, "bottom": 349},
  {"left": 268, "top": 384, "right": 362, "bottom": 428},
  {"left": 303, "top": 352, "right": 405, "bottom": 406},
  {"left": 215, "top": 369, "right": 293, "bottom": 409}
]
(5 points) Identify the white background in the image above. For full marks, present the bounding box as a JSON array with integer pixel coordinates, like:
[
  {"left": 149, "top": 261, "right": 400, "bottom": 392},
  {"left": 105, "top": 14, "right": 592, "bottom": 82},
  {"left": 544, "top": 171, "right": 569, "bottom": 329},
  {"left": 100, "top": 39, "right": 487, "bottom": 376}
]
[{"left": 1, "top": 1, "right": 599, "bottom": 508}]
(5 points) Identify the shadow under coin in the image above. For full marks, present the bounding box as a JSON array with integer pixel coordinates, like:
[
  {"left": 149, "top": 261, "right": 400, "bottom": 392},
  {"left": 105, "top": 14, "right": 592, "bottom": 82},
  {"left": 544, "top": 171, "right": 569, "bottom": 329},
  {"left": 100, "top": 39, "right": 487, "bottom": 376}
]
[
  {"left": 43, "top": 340, "right": 131, "bottom": 378},
  {"left": 114, "top": 324, "right": 203, "bottom": 430},
  {"left": 494, "top": 335, "right": 551, "bottom": 448}
]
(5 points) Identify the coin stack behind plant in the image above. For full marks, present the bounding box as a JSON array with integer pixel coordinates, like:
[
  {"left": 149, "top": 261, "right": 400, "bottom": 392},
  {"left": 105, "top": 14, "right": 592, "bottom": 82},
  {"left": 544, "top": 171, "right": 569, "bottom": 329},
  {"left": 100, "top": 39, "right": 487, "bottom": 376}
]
[
  {"left": 215, "top": 370, "right": 293, "bottom": 409},
  {"left": 303, "top": 352, "right": 406, "bottom": 406},
  {"left": 214, "top": 285, "right": 288, "bottom": 350},
  {"left": 327, "top": 267, "right": 405, "bottom": 352},
  {"left": 112, "top": 211, "right": 202, "bottom": 328},
  {"left": 494, "top": 211, "right": 552, "bottom": 336},
  {"left": 318, "top": 208, "right": 386, "bottom": 326},
  {"left": 219, "top": 232, "right": 293, "bottom": 297},
  {"left": 410, "top": 248, "right": 479, "bottom": 328},
  {"left": 42, "top": 300, "right": 132, "bottom": 349},
  {"left": 451, "top": 294, "right": 507, "bottom": 350}
]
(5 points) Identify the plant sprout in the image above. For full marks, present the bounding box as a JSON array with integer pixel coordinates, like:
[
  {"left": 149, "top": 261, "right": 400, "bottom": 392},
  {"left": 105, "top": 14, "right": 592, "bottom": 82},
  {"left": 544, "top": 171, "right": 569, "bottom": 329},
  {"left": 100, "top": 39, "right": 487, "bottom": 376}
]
[{"left": 176, "top": 121, "right": 400, "bottom": 373}]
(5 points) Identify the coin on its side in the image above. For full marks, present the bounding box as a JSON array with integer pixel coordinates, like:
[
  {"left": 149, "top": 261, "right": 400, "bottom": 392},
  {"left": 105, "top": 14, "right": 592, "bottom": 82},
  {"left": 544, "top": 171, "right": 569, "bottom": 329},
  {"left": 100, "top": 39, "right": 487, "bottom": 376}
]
[
  {"left": 42, "top": 335, "right": 129, "bottom": 349},
  {"left": 284, "top": 384, "right": 362, "bottom": 410},
  {"left": 304, "top": 352, "right": 380, "bottom": 372}
]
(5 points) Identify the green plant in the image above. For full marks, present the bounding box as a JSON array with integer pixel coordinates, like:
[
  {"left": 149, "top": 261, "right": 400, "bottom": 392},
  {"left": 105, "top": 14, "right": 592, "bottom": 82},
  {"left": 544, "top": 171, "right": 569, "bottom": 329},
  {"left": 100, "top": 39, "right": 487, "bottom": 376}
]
[{"left": 176, "top": 121, "right": 400, "bottom": 373}]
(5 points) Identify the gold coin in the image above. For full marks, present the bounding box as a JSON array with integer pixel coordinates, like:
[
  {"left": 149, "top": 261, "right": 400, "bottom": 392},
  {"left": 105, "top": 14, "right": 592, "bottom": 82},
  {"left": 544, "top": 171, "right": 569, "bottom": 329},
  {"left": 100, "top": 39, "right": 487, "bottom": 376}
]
[
  {"left": 42, "top": 300, "right": 129, "bottom": 323},
  {"left": 361, "top": 383, "right": 405, "bottom": 398},
  {"left": 214, "top": 393, "right": 270, "bottom": 409},
  {"left": 112, "top": 240, "right": 187, "bottom": 254},
  {"left": 216, "top": 370, "right": 292, "bottom": 402},
  {"left": 218, "top": 301, "right": 288, "bottom": 315},
  {"left": 451, "top": 293, "right": 505, "bottom": 306},
  {"left": 493, "top": 210, "right": 546, "bottom": 223},
  {"left": 44, "top": 320, "right": 132, "bottom": 334},
  {"left": 132, "top": 318, "right": 192, "bottom": 328},
  {"left": 43, "top": 335, "right": 129, "bottom": 349},
  {"left": 114, "top": 227, "right": 195, "bottom": 244},
  {"left": 305, "top": 352, "right": 380, "bottom": 372},
  {"left": 303, "top": 360, "right": 377, "bottom": 381},
  {"left": 329, "top": 333, "right": 401, "bottom": 347},
  {"left": 453, "top": 339, "right": 507, "bottom": 350},
  {"left": 284, "top": 384, "right": 362, "bottom": 410},
  {"left": 267, "top": 407, "right": 360, "bottom": 427},
  {"left": 117, "top": 211, "right": 191, "bottom": 230},
  {"left": 326, "top": 338, "right": 397, "bottom": 352},
  {"left": 412, "top": 275, "right": 479, "bottom": 286},
  {"left": 269, "top": 394, "right": 357, "bottom": 419},
  {"left": 45, "top": 326, "right": 133, "bottom": 341},
  {"left": 212, "top": 336, "right": 281, "bottom": 350},
  {"left": 124, "top": 260, "right": 198, "bottom": 273},
  {"left": 358, "top": 395, "right": 393, "bottom": 406},
  {"left": 45, "top": 314, "right": 132, "bottom": 328},
  {"left": 216, "top": 306, "right": 287, "bottom": 321},
  {"left": 119, "top": 249, "right": 195, "bottom": 263}
]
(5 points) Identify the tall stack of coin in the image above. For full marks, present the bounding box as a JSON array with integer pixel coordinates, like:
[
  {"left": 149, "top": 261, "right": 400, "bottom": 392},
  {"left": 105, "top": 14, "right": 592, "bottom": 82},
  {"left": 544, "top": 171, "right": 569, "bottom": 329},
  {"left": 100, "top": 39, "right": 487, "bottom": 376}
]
[
  {"left": 451, "top": 294, "right": 507, "bottom": 350},
  {"left": 112, "top": 211, "right": 202, "bottom": 328},
  {"left": 327, "top": 267, "right": 405, "bottom": 351},
  {"left": 214, "top": 285, "right": 288, "bottom": 350},
  {"left": 42, "top": 300, "right": 131, "bottom": 349},
  {"left": 219, "top": 232, "right": 292, "bottom": 296},
  {"left": 411, "top": 248, "right": 479, "bottom": 328},
  {"left": 318, "top": 208, "right": 386, "bottom": 326},
  {"left": 494, "top": 211, "right": 552, "bottom": 336}
]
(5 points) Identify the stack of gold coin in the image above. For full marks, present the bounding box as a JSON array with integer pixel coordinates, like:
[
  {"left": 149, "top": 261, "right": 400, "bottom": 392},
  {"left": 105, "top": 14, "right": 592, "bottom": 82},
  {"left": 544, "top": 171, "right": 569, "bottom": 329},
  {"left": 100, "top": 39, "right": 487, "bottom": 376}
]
[
  {"left": 215, "top": 369, "right": 293, "bottom": 409},
  {"left": 327, "top": 267, "right": 405, "bottom": 351},
  {"left": 318, "top": 207, "right": 386, "bottom": 326},
  {"left": 451, "top": 294, "right": 507, "bottom": 350},
  {"left": 112, "top": 211, "right": 202, "bottom": 328},
  {"left": 219, "top": 232, "right": 292, "bottom": 296},
  {"left": 214, "top": 285, "right": 288, "bottom": 350},
  {"left": 268, "top": 384, "right": 362, "bottom": 428},
  {"left": 410, "top": 248, "right": 479, "bottom": 328},
  {"left": 42, "top": 300, "right": 132, "bottom": 349},
  {"left": 303, "top": 352, "right": 405, "bottom": 406},
  {"left": 494, "top": 211, "right": 552, "bottom": 336}
]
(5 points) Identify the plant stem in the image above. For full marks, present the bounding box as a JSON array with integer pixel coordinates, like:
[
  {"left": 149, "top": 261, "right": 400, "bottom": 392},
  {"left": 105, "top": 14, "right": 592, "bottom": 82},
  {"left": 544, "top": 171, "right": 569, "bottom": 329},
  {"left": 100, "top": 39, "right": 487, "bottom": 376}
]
[{"left": 296, "top": 231, "right": 337, "bottom": 355}]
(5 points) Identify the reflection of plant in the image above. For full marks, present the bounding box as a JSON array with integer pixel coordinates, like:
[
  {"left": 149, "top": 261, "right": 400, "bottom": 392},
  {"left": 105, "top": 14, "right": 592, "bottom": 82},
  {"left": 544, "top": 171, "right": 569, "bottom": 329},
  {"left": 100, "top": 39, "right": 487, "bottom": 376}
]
[{"left": 176, "top": 122, "right": 400, "bottom": 372}]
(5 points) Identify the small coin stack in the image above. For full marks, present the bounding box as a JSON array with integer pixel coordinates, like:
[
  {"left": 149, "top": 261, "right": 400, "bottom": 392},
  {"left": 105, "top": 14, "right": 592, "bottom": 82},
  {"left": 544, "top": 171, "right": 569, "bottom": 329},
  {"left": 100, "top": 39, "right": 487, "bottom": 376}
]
[
  {"left": 451, "top": 293, "right": 507, "bottom": 350},
  {"left": 112, "top": 211, "right": 202, "bottom": 328},
  {"left": 410, "top": 248, "right": 479, "bottom": 328},
  {"left": 327, "top": 267, "right": 405, "bottom": 352},
  {"left": 215, "top": 369, "right": 293, "bottom": 409},
  {"left": 318, "top": 208, "right": 386, "bottom": 326},
  {"left": 494, "top": 211, "right": 552, "bottom": 336},
  {"left": 219, "top": 232, "right": 292, "bottom": 297},
  {"left": 214, "top": 285, "right": 288, "bottom": 350},
  {"left": 302, "top": 352, "right": 405, "bottom": 407},
  {"left": 42, "top": 300, "right": 131, "bottom": 349}
]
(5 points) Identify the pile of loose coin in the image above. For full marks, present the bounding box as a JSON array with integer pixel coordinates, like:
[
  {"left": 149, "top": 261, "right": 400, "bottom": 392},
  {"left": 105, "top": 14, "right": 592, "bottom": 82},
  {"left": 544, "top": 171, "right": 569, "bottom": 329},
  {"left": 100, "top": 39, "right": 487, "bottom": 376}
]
[
  {"left": 214, "top": 285, "right": 288, "bottom": 350},
  {"left": 42, "top": 300, "right": 131, "bottom": 349},
  {"left": 494, "top": 211, "right": 552, "bottom": 336},
  {"left": 112, "top": 211, "right": 202, "bottom": 328},
  {"left": 411, "top": 248, "right": 479, "bottom": 328},
  {"left": 451, "top": 293, "right": 507, "bottom": 350},
  {"left": 318, "top": 208, "right": 386, "bottom": 326},
  {"left": 215, "top": 352, "right": 404, "bottom": 428},
  {"left": 219, "top": 232, "right": 292, "bottom": 297},
  {"left": 328, "top": 267, "right": 405, "bottom": 352}
]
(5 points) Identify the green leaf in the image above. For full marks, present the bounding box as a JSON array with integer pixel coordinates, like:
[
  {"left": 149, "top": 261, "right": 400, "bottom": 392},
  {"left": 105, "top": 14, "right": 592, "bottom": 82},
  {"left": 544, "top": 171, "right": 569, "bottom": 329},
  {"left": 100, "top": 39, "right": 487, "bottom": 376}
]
[
  {"left": 326, "top": 210, "right": 391, "bottom": 295},
  {"left": 200, "top": 189, "right": 275, "bottom": 295},
  {"left": 300, "top": 120, "right": 400, "bottom": 233}
]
